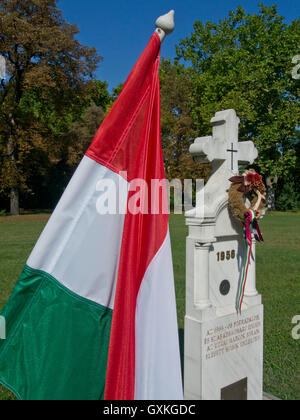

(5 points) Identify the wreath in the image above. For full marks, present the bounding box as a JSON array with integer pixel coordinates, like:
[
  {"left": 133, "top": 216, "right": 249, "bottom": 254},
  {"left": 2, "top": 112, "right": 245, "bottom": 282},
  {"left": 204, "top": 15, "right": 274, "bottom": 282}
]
[
  {"left": 227, "top": 169, "right": 267, "bottom": 314},
  {"left": 228, "top": 169, "right": 267, "bottom": 223}
]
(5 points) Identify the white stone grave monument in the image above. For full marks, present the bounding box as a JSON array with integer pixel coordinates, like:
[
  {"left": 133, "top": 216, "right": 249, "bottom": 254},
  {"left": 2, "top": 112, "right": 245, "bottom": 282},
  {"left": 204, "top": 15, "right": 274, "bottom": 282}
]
[{"left": 184, "top": 109, "right": 264, "bottom": 400}]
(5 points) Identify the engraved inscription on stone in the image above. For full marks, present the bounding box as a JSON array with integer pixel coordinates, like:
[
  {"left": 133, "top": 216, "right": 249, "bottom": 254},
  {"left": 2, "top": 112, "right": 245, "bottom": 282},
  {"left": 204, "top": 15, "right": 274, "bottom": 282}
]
[{"left": 204, "top": 314, "right": 262, "bottom": 360}]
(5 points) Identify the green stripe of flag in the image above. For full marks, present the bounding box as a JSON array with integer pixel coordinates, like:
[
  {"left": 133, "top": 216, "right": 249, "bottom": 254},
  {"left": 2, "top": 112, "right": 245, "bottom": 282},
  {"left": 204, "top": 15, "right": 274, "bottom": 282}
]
[{"left": 0, "top": 266, "right": 112, "bottom": 400}]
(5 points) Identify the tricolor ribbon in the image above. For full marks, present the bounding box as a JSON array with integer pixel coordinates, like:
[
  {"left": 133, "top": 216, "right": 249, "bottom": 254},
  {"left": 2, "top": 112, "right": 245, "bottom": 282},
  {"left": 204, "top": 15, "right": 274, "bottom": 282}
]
[{"left": 236, "top": 210, "right": 264, "bottom": 314}]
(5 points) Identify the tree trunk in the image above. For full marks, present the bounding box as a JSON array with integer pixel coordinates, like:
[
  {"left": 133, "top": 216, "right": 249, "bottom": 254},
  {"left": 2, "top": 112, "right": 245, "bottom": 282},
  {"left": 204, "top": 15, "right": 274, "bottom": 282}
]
[
  {"left": 266, "top": 176, "right": 278, "bottom": 211},
  {"left": 7, "top": 121, "right": 20, "bottom": 216},
  {"left": 10, "top": 187, "right": 20, "bottom": 216},
  {"left": 267, "top": 186, "right": 276, "bottom": 211}
]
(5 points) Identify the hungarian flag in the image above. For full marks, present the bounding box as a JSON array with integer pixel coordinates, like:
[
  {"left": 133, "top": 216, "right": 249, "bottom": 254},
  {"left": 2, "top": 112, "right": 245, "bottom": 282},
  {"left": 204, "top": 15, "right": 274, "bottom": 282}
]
[{"left": 0, "top": 32, "right": 183, "bottom": 400}]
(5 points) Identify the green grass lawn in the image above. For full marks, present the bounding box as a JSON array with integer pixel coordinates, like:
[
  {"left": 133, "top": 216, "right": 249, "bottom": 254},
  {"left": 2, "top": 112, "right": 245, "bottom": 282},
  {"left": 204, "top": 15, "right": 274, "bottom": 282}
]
[{"left": 0, "top": 212, "right": 299, "bottom": 400}]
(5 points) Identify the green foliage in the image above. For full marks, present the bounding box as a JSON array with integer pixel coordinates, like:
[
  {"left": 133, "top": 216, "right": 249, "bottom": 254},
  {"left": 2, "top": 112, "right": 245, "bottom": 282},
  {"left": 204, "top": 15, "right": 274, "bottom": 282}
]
[
  {"left": 111, "top": 83, "right": 124, "bottom": 101},
  {"left": 0, "top": 210, "right": 6, "bottom": 217},
  {"left": 176, "top": 4, "right": 300, "bottom": 179},
  {"left": 276, "top": 177, "right": 300, "bottom": 211},
  {"left": 295, "top": 130, "right": 300, "bottom": 183},
  {"left": 88, "top": 80, "right": 111, "bottom": 110}
]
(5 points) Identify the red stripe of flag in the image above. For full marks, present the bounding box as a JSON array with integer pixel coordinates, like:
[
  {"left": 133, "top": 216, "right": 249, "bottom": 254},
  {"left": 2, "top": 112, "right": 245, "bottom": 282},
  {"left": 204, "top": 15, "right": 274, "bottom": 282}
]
[{"left": 86, "top": 33, "right": 167, "bottom": 400}]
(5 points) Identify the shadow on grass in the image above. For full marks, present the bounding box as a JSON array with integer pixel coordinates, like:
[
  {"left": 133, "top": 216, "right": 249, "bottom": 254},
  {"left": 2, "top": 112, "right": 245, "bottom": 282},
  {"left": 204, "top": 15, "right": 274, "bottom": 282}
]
[{"left": 20, "top": 209, "right": 53, "bottom": 215}]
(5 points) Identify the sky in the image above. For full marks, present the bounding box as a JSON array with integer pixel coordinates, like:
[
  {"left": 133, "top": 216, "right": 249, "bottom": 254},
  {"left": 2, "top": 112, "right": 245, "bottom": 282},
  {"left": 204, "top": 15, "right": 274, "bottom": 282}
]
[{"left": 58, "top": 0, "right": 299, "bottom": 90}]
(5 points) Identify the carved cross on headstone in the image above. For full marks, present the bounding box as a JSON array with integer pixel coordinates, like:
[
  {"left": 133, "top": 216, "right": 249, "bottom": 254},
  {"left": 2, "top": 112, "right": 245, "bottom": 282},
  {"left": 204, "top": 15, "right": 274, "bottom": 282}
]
[
  {"left": 227, "top": 143, "right": 238, "bottom": 171},
  {"left": 190, "top": 109, "right": 258, "bottom": 175}
]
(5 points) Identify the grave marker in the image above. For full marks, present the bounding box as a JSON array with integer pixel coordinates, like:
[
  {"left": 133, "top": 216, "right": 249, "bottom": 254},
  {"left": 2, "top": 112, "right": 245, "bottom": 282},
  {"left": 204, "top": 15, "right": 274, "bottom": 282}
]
[{"left": 184, "top": 109, "right": 263, "bottom": 400}]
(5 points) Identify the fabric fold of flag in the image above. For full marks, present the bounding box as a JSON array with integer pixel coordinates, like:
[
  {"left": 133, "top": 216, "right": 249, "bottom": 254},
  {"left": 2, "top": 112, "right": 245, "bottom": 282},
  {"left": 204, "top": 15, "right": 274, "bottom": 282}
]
[{"left": 0, "top": 32, "right": 183, "bottom": 401}]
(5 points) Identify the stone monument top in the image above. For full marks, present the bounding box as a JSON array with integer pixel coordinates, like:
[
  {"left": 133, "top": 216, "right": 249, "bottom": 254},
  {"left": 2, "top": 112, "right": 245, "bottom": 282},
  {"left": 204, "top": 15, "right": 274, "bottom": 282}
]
[{"left": 187, "top": 109, "right": 258, "bottom": 225}]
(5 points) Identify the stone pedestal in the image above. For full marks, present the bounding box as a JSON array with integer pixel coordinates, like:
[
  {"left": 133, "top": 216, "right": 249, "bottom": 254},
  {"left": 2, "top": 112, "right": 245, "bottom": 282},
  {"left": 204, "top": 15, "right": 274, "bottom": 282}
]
[
  {"left": 184, "top": 109, "right": 264, "bottom": 400},
  {"left": 184, "top": 305, "right": 264, "bottom": 400}
]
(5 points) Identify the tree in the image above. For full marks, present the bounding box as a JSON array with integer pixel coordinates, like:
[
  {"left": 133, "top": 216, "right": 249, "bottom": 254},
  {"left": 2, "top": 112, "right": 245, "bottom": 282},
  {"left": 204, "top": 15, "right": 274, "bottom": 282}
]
[
  {"left": 176, "top": 5, "right": 300, "bottom": 188},
  {"left": 111, "top": 83, "right": 124, "bottom": 101},
  {"left": 64, "top": 101, "right": 105, "bottom": 168},
  {"left": 295, "top": 130, "right": 300, "bottom": 182},
  {"left": 159, "top": 59, "right": 210, "bottom": 183},
  {"left": 88, "top": 80, "right": 111, "bottom": 110},
  {"left": 0, "top": 0, "right": 101, "bottom": 214},
  {"left": 103, "top": 83, "right": 124, "bottom": 116},
  {"left": 274, "top": 129, "right": 300, "bottom": 211}
]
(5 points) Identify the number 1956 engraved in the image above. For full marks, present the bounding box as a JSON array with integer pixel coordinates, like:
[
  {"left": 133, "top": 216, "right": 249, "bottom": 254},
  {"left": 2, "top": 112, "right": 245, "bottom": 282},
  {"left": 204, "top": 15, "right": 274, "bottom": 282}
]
[{"left": 217, "top": 250, "right": 236, "bottom": 262}]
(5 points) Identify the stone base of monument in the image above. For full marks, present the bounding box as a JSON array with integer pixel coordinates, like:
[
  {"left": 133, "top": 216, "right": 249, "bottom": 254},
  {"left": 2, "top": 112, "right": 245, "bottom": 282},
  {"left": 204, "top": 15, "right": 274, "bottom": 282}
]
[
  {"left": 184, "top": 305, "right": 264, "bottom": 400},
  {"left": 184, "top": 109, "right": 264, "bottom": 401}
]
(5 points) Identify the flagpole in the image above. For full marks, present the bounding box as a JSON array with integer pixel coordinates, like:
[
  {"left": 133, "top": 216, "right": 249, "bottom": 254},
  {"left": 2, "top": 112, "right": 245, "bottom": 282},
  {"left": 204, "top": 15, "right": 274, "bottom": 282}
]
[{"left": 155, "top": 10, "right": 175, "bottom": 42}]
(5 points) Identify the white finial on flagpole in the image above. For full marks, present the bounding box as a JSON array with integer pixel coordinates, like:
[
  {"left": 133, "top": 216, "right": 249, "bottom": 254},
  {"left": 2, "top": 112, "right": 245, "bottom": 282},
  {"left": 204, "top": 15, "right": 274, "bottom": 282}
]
[{"left": 155, "top": 10, "right": 175, "bottom": 42}]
